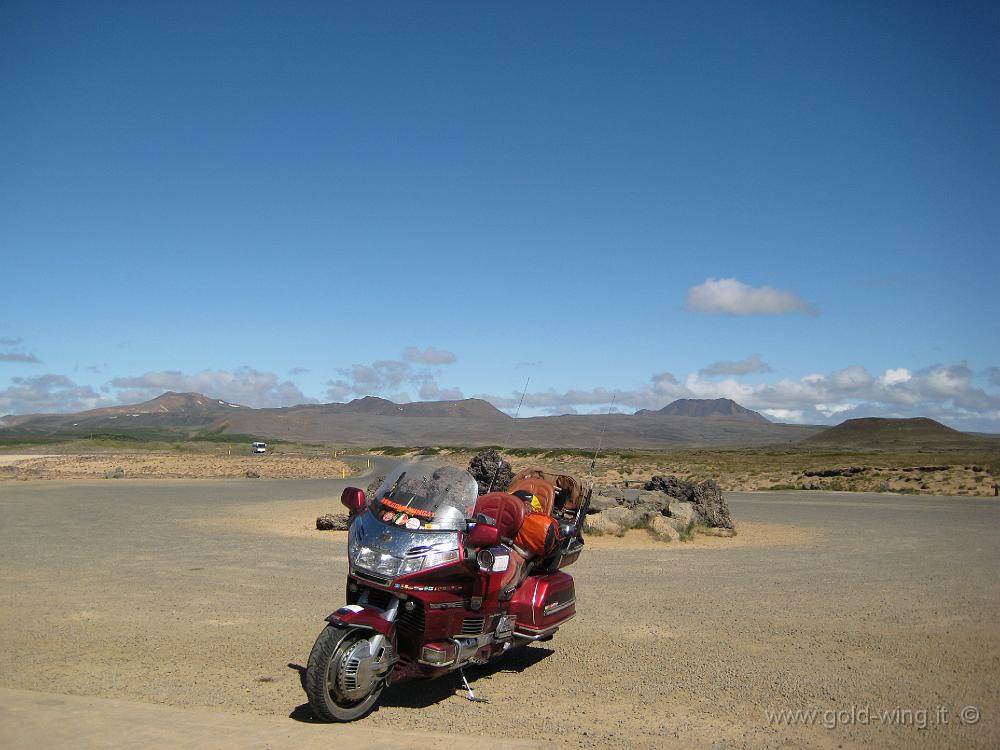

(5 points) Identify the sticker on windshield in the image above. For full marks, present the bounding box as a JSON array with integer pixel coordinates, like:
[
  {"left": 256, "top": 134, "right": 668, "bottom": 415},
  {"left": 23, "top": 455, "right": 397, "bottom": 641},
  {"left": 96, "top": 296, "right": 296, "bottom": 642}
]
[
  {"left": 381, "top": 498, "right": 435, "bottom": 519},
  {"left": 394, "top": 513, "right": 409, "bottom": 526},
  {"left": 405, "top": 517, "right": 421, "bottom": 530},
  {"left": 382, "top": 511, "right": 395, "bottom": 522}
]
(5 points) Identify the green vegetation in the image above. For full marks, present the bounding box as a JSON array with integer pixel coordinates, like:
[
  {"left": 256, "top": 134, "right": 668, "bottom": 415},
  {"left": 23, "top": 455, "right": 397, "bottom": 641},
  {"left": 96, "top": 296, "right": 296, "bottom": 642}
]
[{"left": 0, "top": 433, "right": 335, "bottom": 457}]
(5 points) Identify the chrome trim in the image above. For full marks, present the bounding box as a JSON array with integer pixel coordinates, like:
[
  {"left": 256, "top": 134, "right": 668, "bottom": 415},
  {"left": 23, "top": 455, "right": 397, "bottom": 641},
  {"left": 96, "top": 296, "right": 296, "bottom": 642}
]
[
  {"left": 513, "top": 626, "right": 560, "bottom": 641},
  {"left": 514, "top": 611, "right": 575, "bottom": 640},
  {"left": 542, "top": 597, "right": 576, "bottom": 616}
]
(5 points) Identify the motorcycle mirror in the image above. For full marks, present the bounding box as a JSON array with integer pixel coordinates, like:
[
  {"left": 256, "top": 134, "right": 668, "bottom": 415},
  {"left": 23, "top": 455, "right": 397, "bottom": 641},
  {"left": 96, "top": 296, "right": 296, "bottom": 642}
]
[
  {"left": 466, "top": 523, "right": 500, "bottom": 548},
  {"left": 340, "top": 487, "right": 366, "bottom": 514},
  {"left": 476, "top": 548, "right": 496, "bottom": 572}
]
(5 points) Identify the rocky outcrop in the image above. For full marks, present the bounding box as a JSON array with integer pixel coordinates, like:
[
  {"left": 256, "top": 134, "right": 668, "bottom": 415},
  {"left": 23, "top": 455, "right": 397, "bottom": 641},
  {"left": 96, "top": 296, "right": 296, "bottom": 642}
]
[
  {"left": 469, "top": 449, "right": 513, "bottom": 495},
  {"left": 583, "top": 512, "right": 626, "bottom": 537},
  {"left": 245, "top": 470, "right": 260, "bottom": 478},
  {"left": 666, "top": 501, "right": 700, "bottom": 531},
  {"left": 644, "top": 475, "right": 734, "bottom": 530},
  {"left": 649, "top": 516, "right": 680, "bottom": 542},
  {"left": 803, "top": 467, "right": 866, "bottom": 477},
  {"left": 644, "top": 475, "right": 695, "bottom": 501},
  {"left": 104, "top": 467, "right": 125, "bottom": 479},
  {"left": 585, "top": 474, "right": 735, "bottom": 540},
  {"left": 691, "top": 479, "right": 733, "bottom": 529},
  {"left": 316, "top": 512, "right": 350, "bottom": 531}
]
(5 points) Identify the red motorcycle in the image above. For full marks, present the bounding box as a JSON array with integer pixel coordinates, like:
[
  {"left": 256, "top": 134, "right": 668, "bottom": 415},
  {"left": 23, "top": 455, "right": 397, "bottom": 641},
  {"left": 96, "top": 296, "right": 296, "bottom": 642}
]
[{"left": 305, "top": 461, "right": 589, "bottom": 721}]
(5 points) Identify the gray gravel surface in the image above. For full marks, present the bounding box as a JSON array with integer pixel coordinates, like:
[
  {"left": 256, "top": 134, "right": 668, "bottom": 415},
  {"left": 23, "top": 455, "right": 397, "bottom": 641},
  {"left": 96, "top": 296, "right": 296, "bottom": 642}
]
[{"left": 0, "top": 481, "right": 996, "bottom": 748}]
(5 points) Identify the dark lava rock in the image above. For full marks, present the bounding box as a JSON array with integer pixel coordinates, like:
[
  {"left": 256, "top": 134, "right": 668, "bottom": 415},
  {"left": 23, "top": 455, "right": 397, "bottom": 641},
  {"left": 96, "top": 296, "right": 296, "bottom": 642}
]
[
  {"left": 245, "top": 470, "right": 260, "bottom": 478},
  {"left": 691, "top": 479, "right": 733, "bottom": 529},
  {"left": 644, "top": 475, "right": 695, "bottom": 502},
  {"left": 469, "top": 449, "right": 513, "bottom": 495},
  {"left": 316, "top": 512, "right": 350, "bottom": 531},
  {"left": 803, "top": 467, "right": 866, "bottom": 478}
]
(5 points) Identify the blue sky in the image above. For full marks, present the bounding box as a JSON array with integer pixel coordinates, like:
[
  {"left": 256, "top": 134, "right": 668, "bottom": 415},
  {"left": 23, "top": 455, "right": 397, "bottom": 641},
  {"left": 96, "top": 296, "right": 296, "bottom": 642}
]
[{"left": 2, "top": 1, "right": 998, "bottom": 430}]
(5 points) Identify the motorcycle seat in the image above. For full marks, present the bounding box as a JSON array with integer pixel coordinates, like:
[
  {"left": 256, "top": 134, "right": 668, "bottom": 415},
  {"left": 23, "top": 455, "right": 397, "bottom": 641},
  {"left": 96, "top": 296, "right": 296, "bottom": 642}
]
[
  {"left": 474, "top": 492, "right": 527, "bottom": 541},
  {"left": 508, "top": 477, "right": 556, "bottom": 516}
]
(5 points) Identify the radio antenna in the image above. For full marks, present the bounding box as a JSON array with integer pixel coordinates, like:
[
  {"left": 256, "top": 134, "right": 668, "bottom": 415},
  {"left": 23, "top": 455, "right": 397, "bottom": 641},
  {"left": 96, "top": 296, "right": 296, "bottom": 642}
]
[
  {"left": 487, "top": 377, "right": 529, "bottom": 493},
  {"left": 587, "top": 393, "right": 617, "bottom": 489}
]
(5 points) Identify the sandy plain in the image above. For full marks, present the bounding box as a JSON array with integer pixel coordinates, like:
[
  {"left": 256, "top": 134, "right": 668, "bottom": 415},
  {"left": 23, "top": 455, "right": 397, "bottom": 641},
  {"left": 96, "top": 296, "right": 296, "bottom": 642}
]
[
  {"left": 0, "top": 475, "right": 996, "bottom": 748},
  {"left": 0, "top": 451, "right": 353, "bottom": 481},
  {"left": 4, "top": 446, "right": 997, "bottom": 499}
]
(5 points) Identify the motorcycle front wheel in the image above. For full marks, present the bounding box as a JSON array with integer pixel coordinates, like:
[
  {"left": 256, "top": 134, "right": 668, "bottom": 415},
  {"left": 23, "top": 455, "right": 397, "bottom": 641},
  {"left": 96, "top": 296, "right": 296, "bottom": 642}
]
[{"left": 305, "top": 624, "right": 386, "bottom": 722}]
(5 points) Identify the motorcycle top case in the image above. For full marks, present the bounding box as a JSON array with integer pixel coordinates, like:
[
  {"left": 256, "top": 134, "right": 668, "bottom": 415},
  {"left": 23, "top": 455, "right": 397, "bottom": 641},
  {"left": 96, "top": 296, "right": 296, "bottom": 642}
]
[{"left": 510, "top": 572, "right": 576, "bottom": 634}]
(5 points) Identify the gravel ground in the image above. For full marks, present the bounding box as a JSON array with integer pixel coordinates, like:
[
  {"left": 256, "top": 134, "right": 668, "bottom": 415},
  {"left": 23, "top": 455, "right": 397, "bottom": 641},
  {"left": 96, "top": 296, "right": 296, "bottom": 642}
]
[{"left": 0, "top": 479, "right": 996, "bottom": 748}]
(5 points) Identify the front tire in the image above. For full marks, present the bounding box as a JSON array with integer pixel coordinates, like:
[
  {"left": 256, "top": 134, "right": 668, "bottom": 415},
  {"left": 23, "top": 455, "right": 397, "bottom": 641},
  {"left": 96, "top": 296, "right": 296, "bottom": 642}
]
[{"left": 305, "top": 625, "right": 386, "bottom": 722}]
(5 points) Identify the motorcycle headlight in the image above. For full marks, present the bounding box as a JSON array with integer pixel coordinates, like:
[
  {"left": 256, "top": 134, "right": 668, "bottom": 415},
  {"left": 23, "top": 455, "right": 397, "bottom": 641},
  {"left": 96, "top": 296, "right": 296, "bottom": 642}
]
[
  {"left": 353, "top": 545, "right": 377, "bottom": 570},
  {"left": 351, "top": 546, "right": 460, "bottom": 578},
  {"left": 397, "top": 557, "right": 423, "bottom": 575}
]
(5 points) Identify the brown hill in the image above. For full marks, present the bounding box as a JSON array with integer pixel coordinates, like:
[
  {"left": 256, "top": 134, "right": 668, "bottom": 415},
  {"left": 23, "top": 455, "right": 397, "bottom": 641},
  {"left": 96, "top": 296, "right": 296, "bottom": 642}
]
[
  {"left": 801, "top": 417, "right": 984, "bottom": 449},
  {"left": 0, "top": 392, "right": 245, "bottom": 437},
  {"left": 1, "top": 390, "right": 823, "bottom": 448},
  {"left": 635, "top": 398, "right": 770, "bottom": 423}
]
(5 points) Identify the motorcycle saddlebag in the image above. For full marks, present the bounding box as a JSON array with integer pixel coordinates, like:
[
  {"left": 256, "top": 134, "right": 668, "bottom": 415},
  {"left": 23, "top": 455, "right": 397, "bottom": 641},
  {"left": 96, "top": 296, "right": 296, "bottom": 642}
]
[{"left": 510, "top": 572, "right": 576, "bottom": 635}]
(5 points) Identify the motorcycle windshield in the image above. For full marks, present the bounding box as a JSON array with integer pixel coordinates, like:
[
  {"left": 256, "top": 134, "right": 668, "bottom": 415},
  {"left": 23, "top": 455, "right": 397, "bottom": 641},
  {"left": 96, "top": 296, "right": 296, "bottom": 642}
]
[{"left": 371, "top": 462, "right": 479, "bottom": 532}]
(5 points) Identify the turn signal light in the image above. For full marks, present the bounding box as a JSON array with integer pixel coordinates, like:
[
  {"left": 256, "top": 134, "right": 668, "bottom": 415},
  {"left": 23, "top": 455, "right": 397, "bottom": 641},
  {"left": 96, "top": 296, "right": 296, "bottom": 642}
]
[{"left": 419, "top": 642, "right": 457, "bottom": 666}]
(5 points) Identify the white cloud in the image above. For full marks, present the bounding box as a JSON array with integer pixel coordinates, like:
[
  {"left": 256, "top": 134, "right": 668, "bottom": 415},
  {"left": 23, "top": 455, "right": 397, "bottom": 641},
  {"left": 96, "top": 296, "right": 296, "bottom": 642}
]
[
  {"left": 478, "top": 362, "right": 1000, "bottom": 431},
  {"left": 0, "top": 352, "right": 42, "bottom": 363},
  {"left": 879, "top": 368, "right": 911, "bottom": 386},
  {"left": 0, "top": 374, "right": 108, "bottom": 415},
  {"left": 419, "top": 380, "right": 464, "bottom": 401},
  {"left": 699, "top": 354, "right": 772, "bottom": 377},
  {"left": 686, "top": 278, "right": 816, "bottom": 316},
  {"left": 0, "top": 336, "right": 42, "bottom": 364},
  {"left": 326, "top": 347, "right": 460, "bottom": 402},
  {"left": 760, "top": 408, "right": 803, "bottom": 421},
  {"left": 109, "top": 368, "right": 312, "bottom": 408}
]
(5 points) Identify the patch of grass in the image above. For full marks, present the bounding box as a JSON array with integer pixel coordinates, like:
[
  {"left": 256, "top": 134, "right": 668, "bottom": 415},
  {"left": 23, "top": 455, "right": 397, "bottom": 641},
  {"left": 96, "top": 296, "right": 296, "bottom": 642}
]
[
  {"left": 678, "top": 520, "right": 696, "bottom": 542},
  {"left": 370, "top": 446, "right": 412, "bottom": 456}
]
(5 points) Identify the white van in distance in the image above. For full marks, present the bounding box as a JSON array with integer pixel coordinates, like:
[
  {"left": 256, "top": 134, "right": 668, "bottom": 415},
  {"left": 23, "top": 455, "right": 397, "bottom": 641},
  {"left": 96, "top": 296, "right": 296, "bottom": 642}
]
[{"left": 251, "top": 441, "right": 267, "bottom": 454}]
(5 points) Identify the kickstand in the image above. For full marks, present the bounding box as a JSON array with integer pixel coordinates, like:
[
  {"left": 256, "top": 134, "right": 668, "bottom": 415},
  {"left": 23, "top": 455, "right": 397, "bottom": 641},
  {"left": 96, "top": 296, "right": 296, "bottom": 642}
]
[{"left": 459, "top": 668, "right": 490, "bottom": 703}]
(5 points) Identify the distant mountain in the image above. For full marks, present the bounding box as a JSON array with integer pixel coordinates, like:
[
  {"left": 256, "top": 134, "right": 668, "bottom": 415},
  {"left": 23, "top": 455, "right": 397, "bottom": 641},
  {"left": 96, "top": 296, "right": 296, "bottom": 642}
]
[
  {"left": 1, "top": 390, "right": 826, "bottom": 449},
  {"left": 635, "top": 398, "right": 770, "bottom": 423},
  {"left": 0, "top": 392, "right": 246, "bottom": 436},
  {"left": 263, "top": 396, "right": 508, "bottom": 419},
  {"left": 801, "top": 417, "right": 982, "bottom": 448}
]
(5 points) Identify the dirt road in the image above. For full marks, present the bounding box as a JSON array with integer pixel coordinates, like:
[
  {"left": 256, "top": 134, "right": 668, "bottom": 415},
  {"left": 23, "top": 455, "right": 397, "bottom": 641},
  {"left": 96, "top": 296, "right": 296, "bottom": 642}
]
[{"left": 0, "top": 479, "right": 996, "bottom": 748}]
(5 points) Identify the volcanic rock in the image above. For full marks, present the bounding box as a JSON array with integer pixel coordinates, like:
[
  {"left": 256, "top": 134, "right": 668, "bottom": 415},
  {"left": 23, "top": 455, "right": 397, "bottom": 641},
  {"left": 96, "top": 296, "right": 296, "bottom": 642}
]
[
  {"left": 316, "top": 512, "right": 350, "bottom": 531},
  {"left": 469, "top": 449, "right": 513, "bottom": 495},
  {"left": 644, "top": 475, "right": 695, "bottom": 502},
  {"left": 691, "top": 479, "right": 733, "bottom": 529}
]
